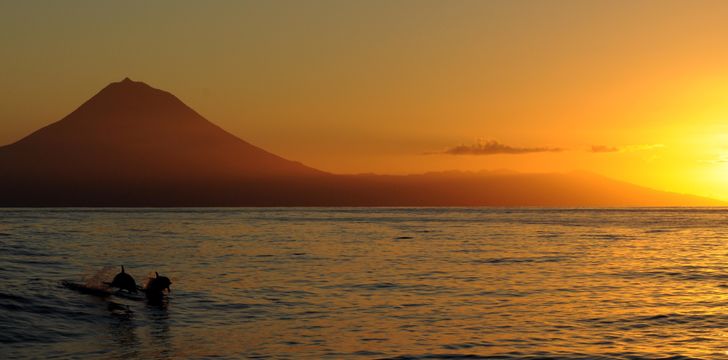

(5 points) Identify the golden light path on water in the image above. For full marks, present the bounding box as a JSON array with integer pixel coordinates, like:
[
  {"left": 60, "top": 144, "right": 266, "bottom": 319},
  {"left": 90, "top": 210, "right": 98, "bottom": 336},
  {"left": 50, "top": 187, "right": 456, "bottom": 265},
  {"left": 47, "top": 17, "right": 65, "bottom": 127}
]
[{"left": 1, "top": 208, "right": 728, "bottom": 359}]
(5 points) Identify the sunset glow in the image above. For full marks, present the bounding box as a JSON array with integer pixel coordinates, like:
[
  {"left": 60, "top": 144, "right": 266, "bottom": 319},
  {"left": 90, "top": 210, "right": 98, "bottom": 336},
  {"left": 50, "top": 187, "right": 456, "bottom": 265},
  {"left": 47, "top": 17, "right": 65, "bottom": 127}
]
[
  {"left": 3, "top": 1, "right": 728, "bottom": 201},
  {"left": 7, "top": 2, "right": 728, "bottom": 359}
]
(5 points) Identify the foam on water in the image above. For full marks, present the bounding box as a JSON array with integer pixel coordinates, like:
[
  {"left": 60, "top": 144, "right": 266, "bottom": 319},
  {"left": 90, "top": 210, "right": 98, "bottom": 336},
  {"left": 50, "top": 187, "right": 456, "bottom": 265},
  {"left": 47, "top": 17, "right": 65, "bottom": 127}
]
[{"left": 1, "top": 208, "right": 728, "bottom": 359}]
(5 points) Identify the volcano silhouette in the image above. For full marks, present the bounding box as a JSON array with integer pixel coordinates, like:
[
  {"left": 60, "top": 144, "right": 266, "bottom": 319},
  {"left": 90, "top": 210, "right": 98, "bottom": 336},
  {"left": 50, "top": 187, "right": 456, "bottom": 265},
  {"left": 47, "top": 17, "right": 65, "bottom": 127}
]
[
  {"left": 0, "top": 78, "right": 332, "bottom": 205},
  {"left": 0, "top": 78, "right": 721, "bottom": 206},
  {"left": 3, "top": 78, "right": 322, "bottom": 179}
]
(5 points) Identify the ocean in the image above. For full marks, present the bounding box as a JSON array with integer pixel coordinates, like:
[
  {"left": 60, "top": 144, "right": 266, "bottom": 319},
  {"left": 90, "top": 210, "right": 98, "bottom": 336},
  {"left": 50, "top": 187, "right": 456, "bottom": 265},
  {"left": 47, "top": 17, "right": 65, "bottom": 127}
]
[{"left": 1, "top": 208, "right": 727, "bottom": 359}]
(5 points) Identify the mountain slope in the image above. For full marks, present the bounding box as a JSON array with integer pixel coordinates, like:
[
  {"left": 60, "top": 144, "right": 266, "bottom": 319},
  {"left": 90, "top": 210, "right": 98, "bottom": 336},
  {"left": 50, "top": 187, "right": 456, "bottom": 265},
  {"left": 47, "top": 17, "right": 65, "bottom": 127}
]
[
  {"left": 321, "top": 171, "right": 723, "bottom": 207},
  {"left": 0, "top": 79, "right": 721, "bottom": 207},
  {"left": 0, "top": 78, "right": 323, "bottom": 184}
]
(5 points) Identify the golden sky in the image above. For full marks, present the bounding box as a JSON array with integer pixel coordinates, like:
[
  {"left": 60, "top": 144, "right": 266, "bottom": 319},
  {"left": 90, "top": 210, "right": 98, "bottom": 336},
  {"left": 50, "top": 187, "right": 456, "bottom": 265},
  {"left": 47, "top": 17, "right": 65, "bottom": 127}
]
[{"left": 2, "top": 1, "right": 728, "bottom": 200}]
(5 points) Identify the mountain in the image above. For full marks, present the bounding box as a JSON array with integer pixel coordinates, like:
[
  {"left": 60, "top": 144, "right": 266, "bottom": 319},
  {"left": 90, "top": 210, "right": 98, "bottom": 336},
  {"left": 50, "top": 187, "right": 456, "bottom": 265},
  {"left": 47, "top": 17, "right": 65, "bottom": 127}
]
[
  {"left": 325, "top": 171, "right": 723, "bottom": 207},
  {"left": 0, "top": 78, "right": 721, "bottom": 206},
  {"left": 1, "top": 78, "right": 322, "bottom": 180},
  {"left": 0, "top": 78, "right": 328, "bottom": 205}
]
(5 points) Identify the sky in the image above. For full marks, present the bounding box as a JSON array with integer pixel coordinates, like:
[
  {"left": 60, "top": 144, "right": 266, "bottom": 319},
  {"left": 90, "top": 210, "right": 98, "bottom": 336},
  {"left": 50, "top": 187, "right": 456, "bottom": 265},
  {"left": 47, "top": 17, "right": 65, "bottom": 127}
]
[{"left": 2, "top": 1, "right": 728, "bottom": 200}]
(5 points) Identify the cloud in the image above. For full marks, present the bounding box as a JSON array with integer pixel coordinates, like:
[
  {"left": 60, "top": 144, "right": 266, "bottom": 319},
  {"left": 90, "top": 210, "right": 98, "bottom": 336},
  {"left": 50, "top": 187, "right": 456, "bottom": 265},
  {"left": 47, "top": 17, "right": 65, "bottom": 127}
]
[
  {"left": 590, "top": 145, "right": 619, "bottom": 153},
  {"left": 438, "top": 140, "right": 562, "bottom": 155},
  {"left": 590, "top": 144, "right": 664, "bottom": 153},
  {"left": 700, "top": 154, "right": 728, "bottom": 164},
  {"left": 623, "top": 144, "right": 665, "bottom": 152}
]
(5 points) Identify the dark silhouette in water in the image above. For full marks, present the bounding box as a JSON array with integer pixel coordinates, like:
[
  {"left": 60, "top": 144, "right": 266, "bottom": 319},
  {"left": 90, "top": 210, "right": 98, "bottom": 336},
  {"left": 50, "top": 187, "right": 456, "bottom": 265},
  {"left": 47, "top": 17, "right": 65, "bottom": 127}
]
[
  {"left": 144, "top": 272, "right": 172, "bottom": 305},
  {"left": 62, "top": 267, "right": 172, "bottom": 306},
  {"left": 107, "top": 265, "right": 138, "bottom": 293}
]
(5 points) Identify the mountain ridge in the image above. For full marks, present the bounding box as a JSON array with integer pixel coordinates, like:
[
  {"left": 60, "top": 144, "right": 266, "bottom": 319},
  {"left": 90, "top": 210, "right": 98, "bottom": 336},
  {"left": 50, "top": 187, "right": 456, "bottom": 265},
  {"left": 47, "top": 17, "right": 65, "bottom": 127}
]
[
  {"left": 0, "top": 78, "right": 325, "bottom": 183},
  {"left": 0, "top": 78, "right": 721, "bottom": 207}
]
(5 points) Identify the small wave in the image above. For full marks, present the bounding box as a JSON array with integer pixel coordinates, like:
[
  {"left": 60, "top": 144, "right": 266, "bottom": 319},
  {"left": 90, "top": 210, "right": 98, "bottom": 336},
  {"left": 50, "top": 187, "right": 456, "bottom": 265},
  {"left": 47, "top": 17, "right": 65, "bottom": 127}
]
[
  {"left": 581, "top": 312, "right": 728, "bottom": 330},
  {"left": 617, "top": 269, "right": 728, "bottom": 282},
  {"left": 351, "top": 282, "right": 400, "bottom": 290},
  {"left": 380, "top": 354, "right": 592, "bottom": 360},
  {"left": 379, "top": 354, "right": 700, "bottom": 360},
  {"left": 351, "top": 350, "right": 387, "bottom": 356},
  {"left": 441, "top": 342, "right": 496, "bottom": 350},
  {"left": 538, "top": 233, "right": 563, "bottom": 239},
  {"left": 473, "top": 257, "right": 565, "bottom": 265},
  {"left": 0, "top": 292, "right": 29, "bottom": 303},
  {"left": 643, "top": 229, "right": 674, "bottom": 234},
  {"left": 582, "top": 233, "right": 633, "bottom": 241}
]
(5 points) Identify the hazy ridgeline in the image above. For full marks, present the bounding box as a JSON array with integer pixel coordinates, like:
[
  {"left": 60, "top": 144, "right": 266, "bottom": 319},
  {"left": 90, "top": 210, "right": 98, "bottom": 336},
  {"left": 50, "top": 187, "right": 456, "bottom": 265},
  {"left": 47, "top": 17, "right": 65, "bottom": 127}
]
[
  {"left": 2, "top": 208, "right": 727, "bottom": 359},
  {"left": 0, "top": 79, "right": 719, "bottom": 207}
]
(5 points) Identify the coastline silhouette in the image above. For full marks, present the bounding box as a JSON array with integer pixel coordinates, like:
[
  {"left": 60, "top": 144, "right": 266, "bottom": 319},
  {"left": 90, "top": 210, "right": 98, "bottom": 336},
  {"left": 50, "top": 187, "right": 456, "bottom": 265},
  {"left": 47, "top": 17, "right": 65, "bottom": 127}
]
[{"left": 0, "top": 78, "right": 720, "bottom": 207}]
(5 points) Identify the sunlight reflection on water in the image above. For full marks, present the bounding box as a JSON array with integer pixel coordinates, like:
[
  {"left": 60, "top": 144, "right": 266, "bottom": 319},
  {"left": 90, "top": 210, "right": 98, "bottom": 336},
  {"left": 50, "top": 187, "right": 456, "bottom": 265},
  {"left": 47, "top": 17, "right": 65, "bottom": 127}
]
[{"left": 1, "top": 208, "right": 728, "bottom": 359}]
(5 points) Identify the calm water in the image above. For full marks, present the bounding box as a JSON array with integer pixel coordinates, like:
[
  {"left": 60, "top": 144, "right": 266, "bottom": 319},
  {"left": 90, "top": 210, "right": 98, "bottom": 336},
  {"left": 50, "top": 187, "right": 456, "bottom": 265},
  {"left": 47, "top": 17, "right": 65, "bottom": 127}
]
[{"left": 2, "top": 208, "right": 728, "bottom": 359}]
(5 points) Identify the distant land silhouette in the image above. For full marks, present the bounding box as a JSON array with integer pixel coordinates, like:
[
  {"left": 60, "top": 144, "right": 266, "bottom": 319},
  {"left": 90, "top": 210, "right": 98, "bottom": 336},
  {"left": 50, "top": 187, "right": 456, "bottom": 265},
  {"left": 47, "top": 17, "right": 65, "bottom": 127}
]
[{"left": 0, "top": 78, "right": 721, "bottom": 206}]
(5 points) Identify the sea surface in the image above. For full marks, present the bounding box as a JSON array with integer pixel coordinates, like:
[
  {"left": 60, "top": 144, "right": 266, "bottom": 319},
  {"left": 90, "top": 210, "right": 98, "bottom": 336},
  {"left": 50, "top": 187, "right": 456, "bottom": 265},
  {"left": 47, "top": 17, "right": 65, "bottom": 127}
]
[{"left": 2, "top": 208, "right": 728, "bottom": 359}]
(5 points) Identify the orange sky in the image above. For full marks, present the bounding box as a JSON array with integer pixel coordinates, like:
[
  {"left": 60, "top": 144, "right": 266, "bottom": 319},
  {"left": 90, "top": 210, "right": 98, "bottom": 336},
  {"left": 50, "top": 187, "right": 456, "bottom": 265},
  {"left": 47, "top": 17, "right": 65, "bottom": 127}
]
[{"left": 2, "top": 1, "right": 728, "bottom": 200}]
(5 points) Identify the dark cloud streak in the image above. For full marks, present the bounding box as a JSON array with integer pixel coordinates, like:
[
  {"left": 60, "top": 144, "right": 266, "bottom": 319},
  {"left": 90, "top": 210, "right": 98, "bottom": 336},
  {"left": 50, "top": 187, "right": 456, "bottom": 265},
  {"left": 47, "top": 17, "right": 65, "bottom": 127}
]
[
  {"left": 590, "top": 145, "right": 619, "bottom": 153},
  {"left": 441, "top": 140, "right": 562, "bottom": 155}
]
